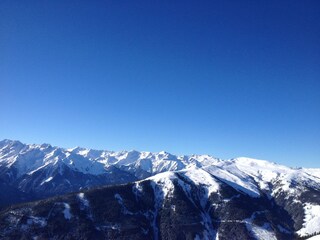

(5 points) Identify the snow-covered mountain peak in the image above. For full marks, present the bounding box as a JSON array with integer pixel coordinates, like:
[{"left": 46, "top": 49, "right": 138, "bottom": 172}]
[
  {"left": 158, "top": 150, "right": 169, "bottom": 155},
  {"left": 1, "top": 139, "right": 320, "bottom": 200},
  {"left": 146, "top": 171, "right": 177, "bottom": 182},
  {"left": 1, "top": 139, "right": 320, "bottom": 239},
  {"left": 67, "top": 146, "right": 83, "bottom": 152}
]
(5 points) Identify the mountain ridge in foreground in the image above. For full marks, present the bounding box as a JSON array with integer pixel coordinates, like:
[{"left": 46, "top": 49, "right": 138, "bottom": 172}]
[{"left": 0, "top": 139, "right": 320, "bottom": 239}]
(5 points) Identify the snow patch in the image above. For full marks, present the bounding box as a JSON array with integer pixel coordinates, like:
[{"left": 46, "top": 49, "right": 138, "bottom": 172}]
[
  {"left": 171, "top": 205, "right": 176, "bottom": 212},
  {"left": 26, "top": 216, "right": 47, "bottom": 227},
  {"left": 204, "top": 164, "right": 260, "bottom": 198},
  {"left": 246, "top": 223, "right": 277, "bottom": 240},
  {"left": 297, "top": 203, "right": 320, "bottom": 237},
  {"left": 78, "top": 192, "right": 90, "bottom": 207},
  {"left": 63, "top": 203, "right": 72, "bottom": 220},
  {"left": 243, "top": 211, "right": 277, "bottom": 240},
  {"left": 307, "top": 235, "right": 320, "bottom": 240},
  {"left": 40, "top": 176, "right": 53, "bottom": 185},
  {"left": 183, "top": 168, "right": 220, "bottom": 197},
  {"left": 147, "top": 171, "right": 176, "bottom": 199}
]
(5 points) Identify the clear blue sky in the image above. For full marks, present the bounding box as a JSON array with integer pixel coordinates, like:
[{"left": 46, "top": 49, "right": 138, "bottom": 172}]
[{"left": 1, "top": 0, "right": 319, "bottom": 167}]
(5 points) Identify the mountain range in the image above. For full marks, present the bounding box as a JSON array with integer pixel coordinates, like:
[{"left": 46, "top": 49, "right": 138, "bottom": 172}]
[{"left": 0, "top": 139, "right": 320, "bottom": 239}]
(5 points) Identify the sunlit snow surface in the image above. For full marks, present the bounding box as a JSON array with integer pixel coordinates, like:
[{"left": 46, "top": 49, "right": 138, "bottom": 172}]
[
  {"left": 40, "top": 176, "right": 53, "bottom": 185},
  {"left": 1, "top": 140, "right": 320, "bottom": 200},
  {"left": 2, "top": 139, "right": 320, "bottom": 237},
  {"left": 147, "top": 171, "right": 176, "bottom": 199},
  {"left": 246, "top": 223, "right": 277, "bottom": 240},
  {"left": 307, "top": 235, "right": 320, "bottom": 240},
  {"left": 78, "top": 192, "right": 90, "bottom": 207},
  {"left": 297, "top": 203, "right": 320, "bottom": 237},
  {"left": 2, "top": 140, "right": 320, "bottom": 203},
  {"left": 183, "top": 168, "right": 220, "bottom": 195}
]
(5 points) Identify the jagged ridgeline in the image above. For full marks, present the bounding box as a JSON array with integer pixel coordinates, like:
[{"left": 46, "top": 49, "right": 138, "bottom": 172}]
[{"left": 0, "top": 139, "right": 320, "bottom": 239}]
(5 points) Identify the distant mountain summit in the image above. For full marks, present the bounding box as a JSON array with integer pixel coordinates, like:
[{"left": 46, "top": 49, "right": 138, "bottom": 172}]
[{"left": 0, "top": 139, "right": 320, "bottom": 239}]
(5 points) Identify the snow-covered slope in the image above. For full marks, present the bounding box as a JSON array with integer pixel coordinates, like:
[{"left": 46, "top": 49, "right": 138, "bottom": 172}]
[
  {"left": 1, "top": 165, "right": 320, "bottom": 239},
  {"left": 1, "top": 139, "right": 320, "bottom": 238}
]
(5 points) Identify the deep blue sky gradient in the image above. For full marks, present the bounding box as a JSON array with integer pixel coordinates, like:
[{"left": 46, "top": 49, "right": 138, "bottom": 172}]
[{"left": 1, "top": 0, "right": 319, "bottom": 167}]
